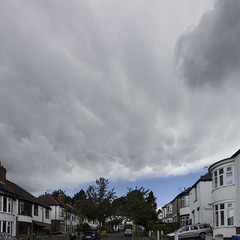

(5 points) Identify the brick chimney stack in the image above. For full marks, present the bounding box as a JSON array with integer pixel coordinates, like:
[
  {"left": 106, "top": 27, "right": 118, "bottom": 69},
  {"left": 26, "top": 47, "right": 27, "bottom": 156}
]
[
  {"left": 0, "top": 162, "right": 7, "bottom": 184},
  {"left": 58, "top": 190, "right": 65, "bottom": 203}
]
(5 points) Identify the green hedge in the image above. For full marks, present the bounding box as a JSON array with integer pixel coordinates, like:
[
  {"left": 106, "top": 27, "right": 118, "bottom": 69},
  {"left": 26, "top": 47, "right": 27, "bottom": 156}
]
[{"left": 152, "top": 222, "right": 180, "bottom": 234}]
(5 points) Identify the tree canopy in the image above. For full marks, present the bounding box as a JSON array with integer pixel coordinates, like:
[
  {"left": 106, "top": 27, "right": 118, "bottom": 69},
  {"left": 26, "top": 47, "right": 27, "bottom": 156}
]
[
  {"left": 123, "top": 187, "right": 158, "bottom": 229},
  {"left": 79, "top": 177, "right": 116, "bottom": 227}
]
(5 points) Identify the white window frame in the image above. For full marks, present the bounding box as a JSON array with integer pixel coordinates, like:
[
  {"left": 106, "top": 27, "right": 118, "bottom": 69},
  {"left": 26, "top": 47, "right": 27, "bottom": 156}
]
[
  {"left": 214, "top": 202, "right": 234, "bottom": 227},
  {"left": 212, "top": 165, "right": 234, "bottom": 190}
]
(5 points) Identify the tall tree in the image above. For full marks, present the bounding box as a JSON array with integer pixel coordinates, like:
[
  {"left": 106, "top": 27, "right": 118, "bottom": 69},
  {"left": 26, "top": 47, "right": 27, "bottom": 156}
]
[
  {"left": 79, "top": 177, "right": 116, "bottom": 228},
  {"left": 123, "top": 187, "right": 158, "bottom": 230}
]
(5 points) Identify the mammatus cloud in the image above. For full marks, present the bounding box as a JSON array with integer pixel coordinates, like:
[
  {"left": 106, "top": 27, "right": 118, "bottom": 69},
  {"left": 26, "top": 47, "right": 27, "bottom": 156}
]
[
  {"left": 1, "top": 0, "right": 239, "bottom": 195},
  {"left": 175, "top": 0, "right": 240, "bottom": 89}
]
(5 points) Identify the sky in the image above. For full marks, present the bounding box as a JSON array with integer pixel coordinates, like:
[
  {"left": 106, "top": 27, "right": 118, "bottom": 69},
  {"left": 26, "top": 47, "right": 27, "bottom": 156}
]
[{"left": 1, "top": 0, "right": 240, "bottom": 207}]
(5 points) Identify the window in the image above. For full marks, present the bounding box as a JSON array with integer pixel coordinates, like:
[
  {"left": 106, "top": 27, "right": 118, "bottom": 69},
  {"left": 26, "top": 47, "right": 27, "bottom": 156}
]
[
  {"left": 214, "top": 171, "right": 218, "bottom": 189},
  {"left": 180, "top": 215, "right": 190, "bottom": 227},
  {"left": 194, "top": 186, "right": 197, "bottom": 201},
  {"left": 0, "top": 221, "right": 13, "bottom": 235},
  {"left": 212, "top": 165, "right": 234, "bottom": 190},
  {"left": 219, "top": 168, "right": 224, "bottom": 186},
  {"left": 220, "top": 204, "right": 224, "bottom": 226},
  {"left": 3, "top": 197, "right": 7, "bottom": 212},
  {"left": 191, "top": 225, "right": 198, "bottom": 230},
  {"left": 227, "top": 203, "right": 234, "bottom": 225},
  {"left": 18, "top": 201, "right": 32, "bottom": 216},
  {"left": 214, "top": 205, "right": 219, "bottom": 227},
  {"left": 45, "top": 209, "right": 50, "bottom": 219},
  {"left": 226, "top": 167, "right": 233, "bottom": 185},
  {"left": 19, "top": 201, "right": 24, "bottom": 215},
  {"left": 180, "top": 196, "right": 189, "bottom": 208},
  {"left": 167, "top": 205, "right": 172, "bottom": 214},
  {"left": 34, "top": 204, "right": 39, "bottom": 216},
  {"left": 0, "top": 196, "right": 13, "bottom": 213},
  {"left": 214, "top": 202, "right": 234, "bottom": 227}
]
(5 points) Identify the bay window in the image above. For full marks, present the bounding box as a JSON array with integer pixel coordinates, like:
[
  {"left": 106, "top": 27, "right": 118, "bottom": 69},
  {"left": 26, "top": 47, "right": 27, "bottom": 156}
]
[
  {"left": 0, "top": 196, "right": 14, "bottom": 213},
  {"left": 212, "top": 165, "right": 233, "bottom": 190},
  {"left": 214, "top": 202, "right": 234, "bottom": 227}
]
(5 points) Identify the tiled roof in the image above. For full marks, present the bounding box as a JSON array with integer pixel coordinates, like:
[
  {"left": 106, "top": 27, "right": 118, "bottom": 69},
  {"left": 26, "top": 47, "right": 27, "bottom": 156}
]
[
  {"left": 37, "top": 194, "right": 76, "bottom": 213},
  {"left": 0, "top": 180, "right": 50, "bottom": 209},
  {"left": 37, "top": 194, "right": 64, "bottom": 207}
]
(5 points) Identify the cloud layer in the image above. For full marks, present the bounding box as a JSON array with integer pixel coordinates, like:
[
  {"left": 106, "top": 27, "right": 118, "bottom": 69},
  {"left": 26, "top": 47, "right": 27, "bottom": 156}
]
[
  {"left": 176, "top": 0, "right": 240, "bottom": 89},
  {"left": 1, "top": 0, "right": 239, "bottom": 194}
]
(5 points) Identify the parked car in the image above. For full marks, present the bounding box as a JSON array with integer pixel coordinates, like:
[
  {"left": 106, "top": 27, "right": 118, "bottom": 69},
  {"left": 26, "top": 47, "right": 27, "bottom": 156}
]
[
  {"left": 124, "top": 229, "right": 132, "bottom": 236},
  {"left": 0, "top": 233, "right": 17, "bottom": 240},
  {"left": 82, "top": 231, "right": 100, "bottom": 240},
  {"left": 167, "top": 223, "right": 212, "bottom": 239}
]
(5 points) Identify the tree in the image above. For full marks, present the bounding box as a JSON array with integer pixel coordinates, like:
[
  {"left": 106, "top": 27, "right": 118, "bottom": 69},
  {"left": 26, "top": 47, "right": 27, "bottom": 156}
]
[
  {"left": 79, "top": 177, "right": 116, "bottom": 229},
  {"left": 73, "top": 189, "right": 86, "bottom": 204},
  {"left": 123, "top": 187, "right": 158, "bottom": 230}
]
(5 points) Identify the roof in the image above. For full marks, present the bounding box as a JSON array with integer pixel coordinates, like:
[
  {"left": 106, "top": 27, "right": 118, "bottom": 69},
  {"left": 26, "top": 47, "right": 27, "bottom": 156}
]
[
  {"left": 191, "top": 172, "right": 212, "bottom": 189},
  {"left": 208, "top": 148, "right": 240, "bottom": 172},
  {"left": 231, "top": 148, "right": 240, "bottom": 158},
  {"left": 37, "top": 194, "right": 76, "bottom": 213},
  {"left": 0, "top": 180, "right": 50, "bottom": 209},
  {"left": 37, "top": 194, "right": 64, "bottom": 207}
]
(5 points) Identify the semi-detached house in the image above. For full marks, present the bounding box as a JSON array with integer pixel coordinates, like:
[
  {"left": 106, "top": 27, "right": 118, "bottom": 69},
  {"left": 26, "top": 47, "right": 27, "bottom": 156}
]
[
  {"left": 162, "top": 173, "right": 213, "bottom": 228},
  {"left": 209, "top": 149, "right": 240, "bottom": 237},
  {"left": 0, "top": 163, "right": 51, "bottom": 236},
  {"left": 37, "top": 193, "right": 78, "bottom": 234}
]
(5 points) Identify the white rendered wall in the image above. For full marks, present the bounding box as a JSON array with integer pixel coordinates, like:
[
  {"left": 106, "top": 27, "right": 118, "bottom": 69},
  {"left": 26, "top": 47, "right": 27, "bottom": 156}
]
[{"left": 189, "top": 181, "right": 213, "bottom": 225}]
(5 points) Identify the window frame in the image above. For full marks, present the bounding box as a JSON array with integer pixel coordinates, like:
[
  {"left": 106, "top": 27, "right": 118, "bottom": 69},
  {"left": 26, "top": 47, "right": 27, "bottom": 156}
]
[
  {"left": 214, "top": 202, "right": 234, "bottom": 227},
  {"left": 212, "top": 165, "right": 234, "bottom": 190}
]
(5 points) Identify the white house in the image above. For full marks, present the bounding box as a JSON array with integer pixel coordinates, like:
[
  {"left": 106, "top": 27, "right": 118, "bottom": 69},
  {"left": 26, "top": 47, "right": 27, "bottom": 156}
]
[
  {"left": 188, "top": 173, "right": 213, "bottom": 226},
  {"left": 37, "top": 193, "right": 78, "bottom": 234},
  {"left": 209, "top": 149, "right": 240, "bottom": 238},
  {"left": 0, "top": 163, "right": 51, "bottom": 236}
]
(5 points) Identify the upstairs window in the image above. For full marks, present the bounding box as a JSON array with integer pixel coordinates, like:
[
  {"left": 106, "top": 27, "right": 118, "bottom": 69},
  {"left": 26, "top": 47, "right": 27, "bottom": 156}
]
[
  {"left": 219, "top": 168, "right": 224, "bottom": 186},
  {"left": 34, "top": 204, "right": 39, "bottom": 216},
  {"left": 167, "top": 205, "right": 172, "bottom": 214},
  {"left": 45, "top": 209, "right": 50, "bottom": 219},
  {"left": 194, "top": 186, "right": 197, "bottom": 201},
  {"left": 19, "top": 200, "right": 32, "bottom": 216},
  {"left": 212, "top": 165, "right": 234, "bottom": 190},
  {"left": 180, "top": 196, "right": 189, "bottom": 208},
  {"left": 226, "top": 167, "right": 233, "bottom": 185}
]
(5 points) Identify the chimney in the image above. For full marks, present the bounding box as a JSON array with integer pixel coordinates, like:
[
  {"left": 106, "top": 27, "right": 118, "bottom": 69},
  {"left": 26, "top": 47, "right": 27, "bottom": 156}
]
[
  {"left": 58, "top": 190, "right": 65, "bottom": 203},
  {"left": 0, "top": 162, "right": 7, "bottom": 184}
]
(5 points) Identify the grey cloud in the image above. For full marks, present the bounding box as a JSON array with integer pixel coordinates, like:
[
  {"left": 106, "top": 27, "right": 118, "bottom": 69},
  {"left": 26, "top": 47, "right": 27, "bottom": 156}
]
[
  {"left": 175, "top": 0, "right": 240, "bottom": 89},
  {"left": 2, "top": 0, "right": 238, "bottom": 194}
]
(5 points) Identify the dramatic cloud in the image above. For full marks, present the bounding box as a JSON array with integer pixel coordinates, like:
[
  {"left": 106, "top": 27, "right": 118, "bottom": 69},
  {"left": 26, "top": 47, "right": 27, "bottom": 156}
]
[
  {"left": 176, "top": 0, "right": 240, "bottom": 89},
  {"left": 1, "top": 0, "right": 239, "bottom": 195}
]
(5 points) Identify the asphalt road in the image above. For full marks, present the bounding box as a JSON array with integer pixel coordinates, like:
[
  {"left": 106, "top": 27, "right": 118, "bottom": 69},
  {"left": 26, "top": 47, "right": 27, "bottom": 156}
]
[
  {"left": 106, "top": 232, "right": 152, "bottom": 240},
  {"left": 106, "top": 232, "right": 131, "bottom": 240}
]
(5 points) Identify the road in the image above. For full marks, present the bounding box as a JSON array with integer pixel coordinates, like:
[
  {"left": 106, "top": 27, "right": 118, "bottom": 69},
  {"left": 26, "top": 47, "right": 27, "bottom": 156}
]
[
  {"left": 106, "top": 232, "right": 129, "bottom": 240},
  {"left": 106, "top": 232, "right": 152, "bottom": 240}
]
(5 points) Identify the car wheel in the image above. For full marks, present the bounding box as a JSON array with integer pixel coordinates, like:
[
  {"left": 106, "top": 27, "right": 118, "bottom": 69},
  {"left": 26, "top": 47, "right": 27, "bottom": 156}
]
[{"left": 199, "top": 232, "right": 206, "bottom": 239}]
